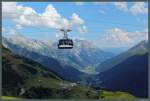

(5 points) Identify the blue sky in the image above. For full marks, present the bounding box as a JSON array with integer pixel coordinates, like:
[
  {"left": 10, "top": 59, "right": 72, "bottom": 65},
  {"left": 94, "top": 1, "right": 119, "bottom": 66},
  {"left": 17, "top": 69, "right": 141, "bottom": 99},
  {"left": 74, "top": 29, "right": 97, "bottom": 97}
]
[{"left": 2, "top": 2, "right": 148, "bottom": 49}]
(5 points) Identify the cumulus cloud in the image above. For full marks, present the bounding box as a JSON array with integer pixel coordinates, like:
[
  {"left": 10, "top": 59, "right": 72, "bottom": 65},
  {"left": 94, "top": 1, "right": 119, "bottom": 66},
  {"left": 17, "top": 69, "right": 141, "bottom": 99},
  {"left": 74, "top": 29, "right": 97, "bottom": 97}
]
[
  {"left": 106, "top": 28, "right": 132, "bottom": 44},
  {"left": 130, "top": 31, "right": 148, "bottom": 41},
  {"left": 130, "top": 2, "right": 148, "bottom": 15},
  {"left": 70, "top": 13, "right": 84, "bottom": 26},
  {"left": 114, "top": 2, "right": 128, "bottom": 11},
  {"left": 113, "top": 2, "right": 148, "bottom": 15},
  {"left": 2, "top": 2, "right": 85, "bottom": 30},
  {"left": 99, "top": 28, "right": 148, "bottom": 48}
]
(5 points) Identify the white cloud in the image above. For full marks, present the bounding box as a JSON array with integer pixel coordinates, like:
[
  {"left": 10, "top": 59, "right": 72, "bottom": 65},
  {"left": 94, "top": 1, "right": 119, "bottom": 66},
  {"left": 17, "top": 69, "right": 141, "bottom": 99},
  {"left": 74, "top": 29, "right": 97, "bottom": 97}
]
[
  {"left": 40, "top": 4, "right": 68, "bottom": 29},
  {"left": 2, "top": 2, "right": 20, "bottom": 18},
  {"left": 114, "top": 2, "right": 128, "bottom": 11},
  {"left": 107, "top": 28, "right": 132, "bottom": 44},
  {"left": 99, "top": 28, "right": 148, "bottom": 48},
  {"left": 2, "top": 2, "right": 85, "bottom": 30},
  {"left": 2, "top": 28, "right": 20, "bottom": 38},
  {"left": 78, "top": 25, "right": 88, "bottom": 34},
  {"left": 113, "top": 2, "right": 148, "bottom": 15},
  {"left": 130, "top": 2, "right": 148, "bottom": 15},
  {"left": 7, "top": 29, "right": 19, "bottom": 35},
  {"left": 70, "top": 13, "right": 84, "bottom": 26},
  {"left": 130, "top": 31, "right": 148, "bottom": 41}
]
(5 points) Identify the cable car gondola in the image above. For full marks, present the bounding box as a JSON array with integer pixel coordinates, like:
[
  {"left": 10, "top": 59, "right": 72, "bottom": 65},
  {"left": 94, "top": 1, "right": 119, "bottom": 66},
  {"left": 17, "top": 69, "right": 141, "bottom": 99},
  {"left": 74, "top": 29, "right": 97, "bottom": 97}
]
[{"left": 58, "top": 29, "right": 73, "bottom": 49}]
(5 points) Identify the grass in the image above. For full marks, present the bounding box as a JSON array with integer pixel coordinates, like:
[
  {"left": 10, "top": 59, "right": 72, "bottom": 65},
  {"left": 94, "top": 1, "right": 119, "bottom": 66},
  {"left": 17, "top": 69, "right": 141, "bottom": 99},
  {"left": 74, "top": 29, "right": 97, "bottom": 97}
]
[
  {"left": 2, "top": 46, "right": 138, "bottom": 99},
  {"left": 81, "top": 66, "right": 97, "bottom": 74},
  {"left": 2, "top": 96, "right": 21, "bottom": 100},
  {"left": 23, "top": 76, "right": 62, "bottom": 89},
  {"left": 99, "top": 90, "right": 136, "bottom": 99}
]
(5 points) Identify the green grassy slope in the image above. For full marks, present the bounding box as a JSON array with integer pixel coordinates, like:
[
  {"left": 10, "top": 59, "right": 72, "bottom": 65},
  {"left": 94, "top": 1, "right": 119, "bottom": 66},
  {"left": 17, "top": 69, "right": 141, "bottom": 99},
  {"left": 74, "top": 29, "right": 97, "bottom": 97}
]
[
  {"left": 2, "top": 46, "right": 137, "bottom": 99},
  {"left": 2, "top": 46, "right": 98, "bottom": 99},
  {"left": 99, "top": 90, "right": 136, "bottom": 99}
]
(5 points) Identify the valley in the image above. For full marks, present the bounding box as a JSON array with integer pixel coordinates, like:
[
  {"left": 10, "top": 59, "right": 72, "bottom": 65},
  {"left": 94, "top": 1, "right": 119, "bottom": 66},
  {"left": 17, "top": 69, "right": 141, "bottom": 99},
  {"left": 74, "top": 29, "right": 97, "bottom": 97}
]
[
  {"left": 2, "top": 1, "right": 148, "bottom": 99},
  {"left": 2, "top": 35, "right": 148, "bottom": 99},
  {"left": 3, "top": 35, "right": 115, "bottom": 73}
]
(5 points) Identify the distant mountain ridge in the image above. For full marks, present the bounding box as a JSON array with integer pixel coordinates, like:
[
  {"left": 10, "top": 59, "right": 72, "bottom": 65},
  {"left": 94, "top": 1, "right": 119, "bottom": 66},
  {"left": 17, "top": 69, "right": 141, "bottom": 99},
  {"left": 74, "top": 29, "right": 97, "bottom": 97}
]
[
  {"left": 96, "top": 40, "right": 148, "bottom": 73},
  {"left": 3, "top": 35, "right": 114, "bottom": 73},
  {"left": 2, "top": 40, "right": 89, "bottom": 82},
  {"left": 2, "top": 36, "right": 148, "bottom": 98},
  {"left": 94, "top": 40, "right": 148, "bottom": 98}
]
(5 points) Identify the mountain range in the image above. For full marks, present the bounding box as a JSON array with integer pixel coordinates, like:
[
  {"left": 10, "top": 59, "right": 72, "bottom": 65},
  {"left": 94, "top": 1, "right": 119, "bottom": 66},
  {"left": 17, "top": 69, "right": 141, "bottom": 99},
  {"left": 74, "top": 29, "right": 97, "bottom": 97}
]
[
  {"left": 96, "top": 40, "right": 148, "bottom": 73},
  {"left": 2, "top": 39, "right": 87, "bottom": 82},
  {"left": 2, "top": 34, "right": 148, "bottom": 98},
  {"left": 3, "top": 45, "right": 137, "bottom": 99},
  {"left": 94, "top": 40, "right": 148, "bottom": 98},
  {"left": 98, "top": 53, "right": 148, "bottom": 98},
  {"left": 2, "top": 45, "right": 99, "bottom": 99},
  {"left": 2, "top": 34, "right": 114, "bottom": 73}
]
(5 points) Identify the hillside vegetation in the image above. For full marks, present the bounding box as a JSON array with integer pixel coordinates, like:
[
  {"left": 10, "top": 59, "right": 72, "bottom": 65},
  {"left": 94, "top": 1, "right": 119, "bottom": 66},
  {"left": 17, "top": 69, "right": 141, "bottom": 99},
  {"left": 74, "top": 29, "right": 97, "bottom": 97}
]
[{"left": 2, "top": 46, "right": 99, "bottom": 99}]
